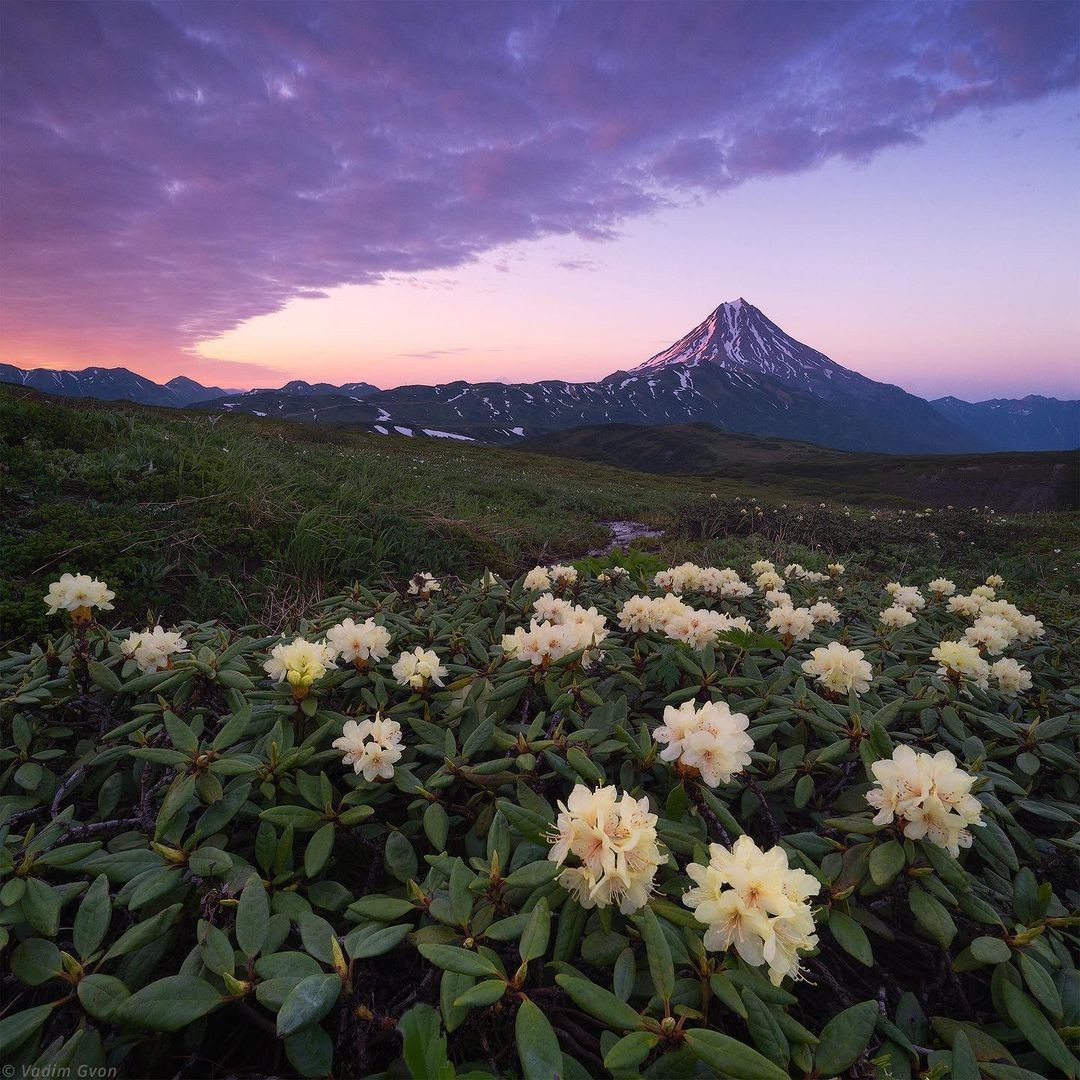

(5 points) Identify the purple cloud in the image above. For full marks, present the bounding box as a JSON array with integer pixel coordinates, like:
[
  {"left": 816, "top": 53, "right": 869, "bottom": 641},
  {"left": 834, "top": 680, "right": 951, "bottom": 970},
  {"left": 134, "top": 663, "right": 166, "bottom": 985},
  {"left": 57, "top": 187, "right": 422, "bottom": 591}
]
[{"left": 0, "top": 0, "right": 1075, "bottom": 370}]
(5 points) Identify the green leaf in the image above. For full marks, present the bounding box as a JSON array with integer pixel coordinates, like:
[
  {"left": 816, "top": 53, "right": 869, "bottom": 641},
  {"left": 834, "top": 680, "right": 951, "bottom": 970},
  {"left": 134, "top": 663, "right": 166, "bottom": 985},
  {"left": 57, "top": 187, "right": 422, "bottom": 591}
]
[
  {"left": 87, "top": 659, "right": 122, "bottom": 692},
  {"left": 276, "top": 974, "right": 341, "bottom": 1039},
  {"left": 637, "top": 904, "right": 675, "bottom": 1003},
  {"left": 952, "top": 1029, "right": 981, "bottom": 1080},
  {"left": 908, "top": 885, "right": 956, "bottom": 948},
  {"left": 448, "top": 857, "right": 473, "bottom": 925},
  {"left": 285, "top": 1024, "right": 335, "bottom": 1079},
  {"left": 519, "top": 898, "right": 551, "bottom": 964},
  {"left": 554, "top": 974, "right": 644, "bottom": 1031},
  {"left": 1001, "top": 981, "right": 1078, "bottom": 1078},
  {"left": 683, "top": 1028, "right": 790, "bottom": 1080},
  {"left": 188, "top": 847, "right": 233, "bottom": 877},
  {"left": 503, "top": 861, "right": 561, "bottom": 889},
  {"left": 423, "top": 802, "right": 450, "bottom": 850},
  {"left": 102, "top": 903, "right": 180, "bottom": 962},
  {"left": 21, "top": 876, "right": 61, "bottom": 937},
  {"left": 516, "top": 998, "right": 563, "bottom": 1080},
  {"left": 343, "top": 922, "right": 411, "bottom": 960},
  {"left": 236, "top": 874, "right": 269, "bottom": 957},
  {"left": 11, "top": 938, "right": 63, "bottom": 986},
  {"left": 398, "top": 1003, "right": 450, "bottom": 1080},
  {"left": 259, "top": 805, "right": 326, "bottom": 829},
  {"left": 868, "top": 839, "right": 906, "bottom": 886},
  {"left": 385, "top": 831, "right": 418, "bottom": 883},
  {"left": 814, "top": 999, "right": 879, "bottom": 1075},
  {"left": 828, "top": 910, "right": 873, "bottom": 967},
  {"left": 0, "top": 1003, "right": 55, "bottom": 1056},
  {"left": 303, "top": 822, "right": 335, "bottom": 879},
  {"left": 604, "top": 1031, "right": 660, "bottom": 1071},
  {"left": 454, "top": 979, "right": 508, "bottom": 1008},
  {"left": 970, "top": 936, "right": 1012, "bottom": 965},
  {"left": 742, "top": 989, "right": 790, "bottom": 1068},
  {"left": 298, "top": 912, "right": 338, "bottom": 965},
  {"left": 1018, "top": 953, "right": 1063, "bottom": 1020},
  {"left": 348, "top": 896, "right": 416, "bottom": 921},
  {"left": 418, "top": 944, "right": 500, "bottom": 978},
  {"left": 73, "top": 873, "right": 112, "bottom": 959},
  {"left": 115, "top": 975, "right": 221, "bottom": 1032},
  {"left": 77, "top": 974, "right": 131, "bottom": 1021}
]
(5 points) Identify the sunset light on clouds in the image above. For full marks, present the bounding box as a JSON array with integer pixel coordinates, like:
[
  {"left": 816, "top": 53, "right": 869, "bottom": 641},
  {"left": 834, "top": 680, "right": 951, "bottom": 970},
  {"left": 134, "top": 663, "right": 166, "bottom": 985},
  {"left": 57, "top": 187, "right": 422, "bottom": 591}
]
[{"left": 1, "top": 0, "right": 1077, "bottom": 398}]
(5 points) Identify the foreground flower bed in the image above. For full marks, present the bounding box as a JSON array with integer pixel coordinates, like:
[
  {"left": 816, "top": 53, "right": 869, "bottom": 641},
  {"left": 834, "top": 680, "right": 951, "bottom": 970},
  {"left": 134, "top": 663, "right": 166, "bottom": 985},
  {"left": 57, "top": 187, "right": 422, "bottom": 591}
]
[{"left": 1, "top": 561, "right": 1077, "bottom": 1079}]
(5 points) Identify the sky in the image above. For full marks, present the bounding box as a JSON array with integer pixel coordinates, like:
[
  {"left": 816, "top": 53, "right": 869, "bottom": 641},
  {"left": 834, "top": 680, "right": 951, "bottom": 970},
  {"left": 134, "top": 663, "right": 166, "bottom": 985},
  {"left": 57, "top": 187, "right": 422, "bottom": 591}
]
[{"left": 1, "top": 1, "right": 1078, "bottom": 400}]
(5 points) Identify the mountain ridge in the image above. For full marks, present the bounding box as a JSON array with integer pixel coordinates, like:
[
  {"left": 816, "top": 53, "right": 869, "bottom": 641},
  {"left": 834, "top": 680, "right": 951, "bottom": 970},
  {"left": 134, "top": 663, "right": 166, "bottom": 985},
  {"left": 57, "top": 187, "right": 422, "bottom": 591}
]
[{"left": 3, "top": 299, "right": 1075, "bottom": 453}]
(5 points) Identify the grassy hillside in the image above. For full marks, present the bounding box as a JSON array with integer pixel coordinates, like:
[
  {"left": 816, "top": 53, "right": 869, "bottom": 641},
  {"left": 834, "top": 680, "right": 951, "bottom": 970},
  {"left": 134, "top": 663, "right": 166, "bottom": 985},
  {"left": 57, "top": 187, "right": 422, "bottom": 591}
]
[
  {"left": 520, "top": 422, "right": 1079, "bottom": 511},
  {"left": 2, "top": 387, "right": 1076, "bottom": 643}
]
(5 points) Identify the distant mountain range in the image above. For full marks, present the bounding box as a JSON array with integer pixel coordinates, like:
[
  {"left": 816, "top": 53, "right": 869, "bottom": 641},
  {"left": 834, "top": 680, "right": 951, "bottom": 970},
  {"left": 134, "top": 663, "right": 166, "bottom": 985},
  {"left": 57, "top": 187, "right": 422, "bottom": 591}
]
[
  {"left": 2, "top": 300, "right": 1075, "bottom": 453},
  {"left": 0, "top": 364, "right": 235, "bottom": 407}
]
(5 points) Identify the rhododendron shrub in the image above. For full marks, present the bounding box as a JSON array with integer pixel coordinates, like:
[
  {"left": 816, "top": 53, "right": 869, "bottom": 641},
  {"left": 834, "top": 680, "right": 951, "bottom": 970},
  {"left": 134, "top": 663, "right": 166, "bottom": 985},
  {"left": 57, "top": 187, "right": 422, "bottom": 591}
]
[{"left": 1, "top": 562, "right": 1076, "bottom": 1080}]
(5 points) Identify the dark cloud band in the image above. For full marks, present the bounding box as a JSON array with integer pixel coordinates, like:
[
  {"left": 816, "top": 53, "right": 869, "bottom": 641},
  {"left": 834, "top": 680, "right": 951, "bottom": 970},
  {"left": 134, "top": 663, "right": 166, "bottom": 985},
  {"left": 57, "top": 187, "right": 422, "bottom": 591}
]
[{"left": 1, "top": 0, "right": 1075, "bottom": 365}]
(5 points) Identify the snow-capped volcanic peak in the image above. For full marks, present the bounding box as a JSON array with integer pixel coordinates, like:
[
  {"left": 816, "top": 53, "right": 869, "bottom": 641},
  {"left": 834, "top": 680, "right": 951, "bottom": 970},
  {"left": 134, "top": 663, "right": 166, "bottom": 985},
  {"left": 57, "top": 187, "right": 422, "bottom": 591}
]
[{"left": 631, "top": 299, "right": 846, "bottom": 389}]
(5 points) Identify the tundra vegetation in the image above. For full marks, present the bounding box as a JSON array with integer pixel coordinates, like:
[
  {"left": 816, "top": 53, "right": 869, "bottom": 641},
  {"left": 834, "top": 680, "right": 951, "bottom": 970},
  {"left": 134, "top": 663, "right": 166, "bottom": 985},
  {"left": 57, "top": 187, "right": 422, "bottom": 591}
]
[{"left": 1, "top": 545, "right": 1077, "bottom": 1079}]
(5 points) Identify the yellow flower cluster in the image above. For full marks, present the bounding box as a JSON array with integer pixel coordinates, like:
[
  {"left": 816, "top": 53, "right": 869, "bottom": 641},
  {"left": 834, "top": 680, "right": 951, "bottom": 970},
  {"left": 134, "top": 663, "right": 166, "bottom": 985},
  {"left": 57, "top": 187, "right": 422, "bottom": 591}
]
[
  {"left": 121, "top": 626, "right": 188, "bottom": 673},
  {"left": 866, "top": 745, "right": 984, "bottom": 857},
  {"left": 683, "top": 836, "right": 821, "bottom": 985},
  {"left": 801, "top": 641, "right": 873, "bottom": 696},
  {"left": 653, "top": 562, "right": 753, "bottom": 597},
  {"left": 332, "top": 714, "right": 403, "bottom": 781},
  {"left": 654, "top": 700, "right": 753, "bottom": 786},
  {"left": 391, "top": 647, "right": 448, "bottom": 689},
  {"left": 765, "top": 605, "right": 815, "bottom": 643},
  {"left": 43, "top": 573, "right": 115, "bottom": 621},
  {"left": 547, "top": 784, "right": 667, "bottom": 914},
  {"left": 325, "top": 618, "right": 392, "bottom": 666},
  {"left": 264, "top": 638, "right": 336, "bottom": 697}
]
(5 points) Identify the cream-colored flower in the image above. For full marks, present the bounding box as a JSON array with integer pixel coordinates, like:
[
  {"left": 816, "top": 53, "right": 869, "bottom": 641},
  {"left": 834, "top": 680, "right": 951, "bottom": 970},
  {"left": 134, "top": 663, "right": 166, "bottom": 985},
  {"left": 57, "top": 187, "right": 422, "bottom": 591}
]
[
  {"left": 325, "top": 618, "right": 392, "bottom": 665},
  {"left": 122, "top": 626, "right": 188, "bottom": 673},
  {"left": 265, "top": 638, "right": 336, "bottom": 695},
  {"left": 547, "top": 784, "right": 666, "bottom": 914},
  {"left": 654, "top": 700, "right": 753, "bottom": 786},
  {"left": 866, "top": 745, "right": 984, "bottom": 856},
  {"left": 683, "top": 835, "right": 820, "bottom": 985},
  {"left": 721, "top": 579, "right": 754, "bottom": 599},
  {"left": 827, "top": 562, "right": 844, "bottom": 576},
  {"left": 964, "top": 615, "right": 1017, "bottom": 656},
  {"left": 990, "top": 658, "right": 1032, "bottom": 697},
  {"left": 931, "top": 640, "right": 989, "bottom": 688},
  {"left": 332, "top": 714, "right": 403, "bottom": 781},
  {"left": 533, "top": 592, "right": 571, "bottom": 623},
  {"left": 549, "top": 564, "right": 578, "bottom": 587},
  {"left": 44, "top": 573, "right": 115, "bottom": 618},
  {"left": 750, "top": 560, "right": 776, "bottom": 576},
  {"left": 801, "top": 641, "right": 872, "bottom": 695},
  {"left": 985, "top": 574, "right": 1005, "bottom": 589},
  {"left": 756, "top": 570, "right": 785, "bottom": 592},
  {"left": 928, "top": 578, "right": 956, "bottom": 598},
  {"left": 764, "top": 589, "right": 791, "bottom": 607},
  {"left": 808, "top": 601, "right": 840, "bottom": 625},
  {"left": 948, "top": 594, "right": 984, "bottom": 618},
  {"left": 879, "top": 605, "right": 916, "bottom": 630},
  {"left": 972, "top": 584, "right": 996, "bottom": 600},
  {"left": 887, "top": 584, "right": 926, "bottom": 611},
  {"left": 523, "top": 566, "right": 552, "bottom": 591},
  {"left": 391, "top": 647, "right": 448, "bottom": 689},
  {"left": 765, "top": 605, "right": 814, "bottom": 643}
]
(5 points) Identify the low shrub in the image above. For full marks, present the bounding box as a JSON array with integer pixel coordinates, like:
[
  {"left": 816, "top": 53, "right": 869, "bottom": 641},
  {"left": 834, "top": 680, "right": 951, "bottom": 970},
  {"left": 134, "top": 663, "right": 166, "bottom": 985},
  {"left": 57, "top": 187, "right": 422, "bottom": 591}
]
[{"left": 1, "top": 560, "right": 1077, "bottom": 1078}]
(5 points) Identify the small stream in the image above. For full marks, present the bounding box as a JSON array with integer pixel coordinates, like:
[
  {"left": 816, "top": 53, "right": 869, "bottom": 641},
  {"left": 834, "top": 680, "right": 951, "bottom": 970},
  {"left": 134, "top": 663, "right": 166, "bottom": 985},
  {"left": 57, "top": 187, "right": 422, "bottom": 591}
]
[{"left": 588, "top": 520, "right": 663, "bottom": 556}]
